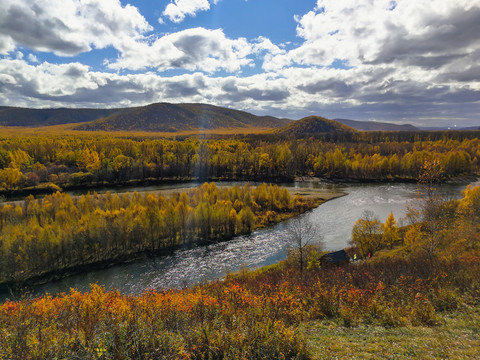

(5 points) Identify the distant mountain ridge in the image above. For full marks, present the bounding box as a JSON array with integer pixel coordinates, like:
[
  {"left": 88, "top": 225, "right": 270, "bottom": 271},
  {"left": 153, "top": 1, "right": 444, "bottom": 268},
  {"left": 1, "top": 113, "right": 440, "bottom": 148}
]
[
  {"left": 334, "top": 118, "right": 418, "bottom": 131},
  {"left": 0, "top": 106, "right": 120, "bottom": 126},
  {"left": 3, "top": 103, "right": 468, "bottom": 133},
  {"left": 419, "top": 125, "right": 480, "bottom": 131},
  {"left": 74, "top": 103, "right": 291, "bottom": 132}
]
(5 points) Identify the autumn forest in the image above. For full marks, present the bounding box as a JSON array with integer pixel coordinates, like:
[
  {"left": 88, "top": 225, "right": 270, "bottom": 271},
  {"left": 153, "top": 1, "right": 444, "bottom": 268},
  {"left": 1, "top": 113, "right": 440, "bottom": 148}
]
[
  {"left": 0, "top": 126, "right": 479, "bottom": 359},
  {"left": 0, "top": 132, "right": 479, "bottom": 194}
]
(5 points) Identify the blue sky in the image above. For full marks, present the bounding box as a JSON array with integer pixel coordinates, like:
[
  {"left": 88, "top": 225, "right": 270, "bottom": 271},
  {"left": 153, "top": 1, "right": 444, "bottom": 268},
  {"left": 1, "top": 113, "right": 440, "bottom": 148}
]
[{"left": 1, "top": 0, "right": 479, "bottom": 126}]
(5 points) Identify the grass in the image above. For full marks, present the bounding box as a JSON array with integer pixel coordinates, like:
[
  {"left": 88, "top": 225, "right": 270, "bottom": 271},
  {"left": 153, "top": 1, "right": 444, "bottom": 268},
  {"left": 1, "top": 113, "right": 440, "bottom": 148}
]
[
  {"left": 120, "top": 185, "right": 345, "bottom": 203},
  {"left": 0, "top": 124, "right": 274, "bottom": 138},
  {"left": 302, "top": 304, "right": 480, "bottom": 359}
]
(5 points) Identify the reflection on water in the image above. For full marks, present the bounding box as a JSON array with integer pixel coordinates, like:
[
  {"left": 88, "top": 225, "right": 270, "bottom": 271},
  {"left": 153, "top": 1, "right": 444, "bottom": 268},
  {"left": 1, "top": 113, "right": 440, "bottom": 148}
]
[{"left": 2, "top": 181, "right": 475, "bottom": 301}]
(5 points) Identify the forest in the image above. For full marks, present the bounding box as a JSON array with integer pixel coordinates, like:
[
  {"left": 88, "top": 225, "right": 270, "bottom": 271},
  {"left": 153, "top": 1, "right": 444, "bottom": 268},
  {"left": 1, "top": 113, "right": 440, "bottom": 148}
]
[
  {"left": 0, "top": 130, "right": 479, "bottom": 358},
  {"left": 0, "top": 183, "right": 318, "bottom": 285},
  {"left": 1, "top": 182, "right": 479, "bottom": 359},
  {"left": 0, "top": 132, "right": 479, "bottom": 194}
]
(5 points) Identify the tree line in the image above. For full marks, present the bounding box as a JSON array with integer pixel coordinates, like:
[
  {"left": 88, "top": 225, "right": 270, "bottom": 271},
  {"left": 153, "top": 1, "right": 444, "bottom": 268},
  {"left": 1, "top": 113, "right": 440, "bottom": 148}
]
[
  {"left": 0, "top": 183, "right": 315, "bottom": 284},
  {"left": 0, "top": 135, "right": 479, "bottom": 192}
]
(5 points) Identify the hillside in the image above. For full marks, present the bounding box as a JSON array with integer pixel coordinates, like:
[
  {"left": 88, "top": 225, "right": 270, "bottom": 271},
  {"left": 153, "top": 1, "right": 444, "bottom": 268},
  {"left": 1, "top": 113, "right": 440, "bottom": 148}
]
[
  {"left": 74, "top": 103, "right": 291, "bottom": 132},
  {"left": 274, "top": 115, "right": 357, "bottom": 138},
  {"left": 0, "top": 106, "right": 120, "bottom": 126},
  {"left": 334, "top": 118, "right": 418, "bottom": 131}
]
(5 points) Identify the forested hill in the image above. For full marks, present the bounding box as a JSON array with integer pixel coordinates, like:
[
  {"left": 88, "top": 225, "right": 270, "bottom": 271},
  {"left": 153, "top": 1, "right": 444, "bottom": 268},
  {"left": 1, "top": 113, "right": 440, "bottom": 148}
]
[
  {"left": 0, "top": 106, "right": 120, "bottom": 126},
  {"left": 334, "top": 118, "right": 419, "bottom": 131},
  {"left": 0, "top": 103, "right": 291, "bottom": 131},
  {"left": 273, "top": 115, "right": 358, "bottom": 138},
  {"left": 74, "top": 103, "right": 292, "bottom": 132}
]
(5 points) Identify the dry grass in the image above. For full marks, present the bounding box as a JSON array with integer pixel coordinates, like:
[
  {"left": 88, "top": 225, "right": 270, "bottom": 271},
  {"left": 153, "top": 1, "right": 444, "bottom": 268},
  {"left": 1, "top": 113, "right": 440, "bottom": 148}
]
[
  {"left": 302, "top": 304, "right": 480, "bottom": 359},
  {"left": 0, "top": 124, "right": 273, "bottom": 138},
  {"left": 91, "top": 185, "right": 346, "bottom": 205},
  {"left": 288, "top": 188, "right": 346, "bottom": 201}
]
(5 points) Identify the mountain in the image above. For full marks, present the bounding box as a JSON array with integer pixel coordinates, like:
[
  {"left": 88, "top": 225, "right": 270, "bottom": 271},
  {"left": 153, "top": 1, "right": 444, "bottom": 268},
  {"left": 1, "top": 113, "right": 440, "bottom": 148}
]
[
  {"left": 334, "top": 118, "right": 418, "bottom": 131},
  {"left": 417, "top": 126, "right": 450, "bottom": 130},
  {"left": 274, "top": 116, "right": 357, "bottom": 138},
  {"left": 0, "top": 106, "right": 120, "bottom": 126},
  {"left": 418, "top": 126, "right": 480, "bottom": 130},
  {"left": 74, "top": 103, "right": 291, "bottom": 132}
]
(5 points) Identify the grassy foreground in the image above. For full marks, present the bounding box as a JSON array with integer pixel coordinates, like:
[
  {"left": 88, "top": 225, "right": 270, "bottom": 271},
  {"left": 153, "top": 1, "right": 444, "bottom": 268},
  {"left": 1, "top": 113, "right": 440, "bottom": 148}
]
[
  {"left": 1, "top": 250, "right": 479, "bottom": 359},
  {"left": 303, "top": 306, "right": 480, "bottom": 359}
]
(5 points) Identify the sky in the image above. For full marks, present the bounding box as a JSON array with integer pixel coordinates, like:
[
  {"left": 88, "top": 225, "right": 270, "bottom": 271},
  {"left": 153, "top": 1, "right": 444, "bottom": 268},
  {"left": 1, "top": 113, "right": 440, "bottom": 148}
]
[{"left": 0, "top": 0, "right": 479, "bottom": 127}]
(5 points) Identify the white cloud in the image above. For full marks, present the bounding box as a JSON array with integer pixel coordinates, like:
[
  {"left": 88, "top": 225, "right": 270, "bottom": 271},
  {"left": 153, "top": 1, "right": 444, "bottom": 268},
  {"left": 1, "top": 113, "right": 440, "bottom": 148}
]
[
  {"left": 266, "top": 0, "right": 480, "bottom": 70},
  {"left": 28, "top": 54, "right": 39, "bottom": 63},
  {"left": 0, "top": 0, "right": 151, "bottom": 56},
  {"left": 252, "top": 36, "right": 284, "bottom": 56},
  {"left": 110, "top": 28, "right": 253, "bottom": 73},
  {"left": 163, "top": 0, "right": 211, "bottom": 23},
  {"left": 2, "top": 57, "right": 479, "bottom": 126},
  {"left": 0, "top": 58, "right": 291, "bottom": 109}
]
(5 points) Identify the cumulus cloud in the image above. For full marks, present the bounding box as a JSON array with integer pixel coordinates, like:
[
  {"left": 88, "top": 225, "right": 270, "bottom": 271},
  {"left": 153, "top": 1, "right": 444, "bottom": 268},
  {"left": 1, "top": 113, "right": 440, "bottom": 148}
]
[
  {"left": 0, "top": 0, "right": 151, "bottom": 56},
  {"left": 0, "top": 58, "right": 291, "bottom": 109},
  {"left": 27, "top": 54, "right": 39, "bottom": 63},
  {"left": 266, "top": 0, "right": 480, "bottom": 70},
  {"left": 163, "top": 0, "right": 211, "bottom": 23},
  {"left": 1, "top": 57, "right": 479, "bottom": 126},
  {"left": 256, "top": 0, "right": 480, "bottom": 124},
  {"left": 110, "top": 28, "right": 253, "bottom": 73}
]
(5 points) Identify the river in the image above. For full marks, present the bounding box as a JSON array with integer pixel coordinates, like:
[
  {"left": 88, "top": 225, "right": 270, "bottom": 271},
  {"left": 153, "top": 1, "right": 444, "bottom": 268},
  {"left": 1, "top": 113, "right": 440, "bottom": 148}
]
[{"left": 2, "top": 181, "right": 477, "bottom": 301}]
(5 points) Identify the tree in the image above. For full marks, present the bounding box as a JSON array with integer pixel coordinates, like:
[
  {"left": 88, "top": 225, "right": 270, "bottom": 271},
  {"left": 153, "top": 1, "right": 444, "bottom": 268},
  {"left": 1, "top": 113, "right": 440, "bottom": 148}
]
[
  {"left": 286, "top": 216, "right": 321, "bottom": 272},
  {"left": 350, "top": 210, "right": 382, "bottom": 257},
  {"left": 382, "top": 212, "right": 400, "bottom": 248},
  {"left": 0, "top": 167, "right": 25, "bottom": 190},
  {"left": 237, "top": 206, "right": 255, "bottom": 234},
  {"left": 403, "top": 224, "right": 423, "bottom": 246},
  {"left": 418, "top": 159, "right": 444, "bottom": 259}
]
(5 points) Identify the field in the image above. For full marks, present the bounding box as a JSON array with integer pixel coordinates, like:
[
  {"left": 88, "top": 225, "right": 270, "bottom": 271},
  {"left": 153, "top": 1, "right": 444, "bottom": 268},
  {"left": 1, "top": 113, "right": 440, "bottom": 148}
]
[
  {"left": 0, "top": 124, "right": 274, "bottom": 138},
  {"left": 303, "top": 307, "right": 480, "bottom": 359}
]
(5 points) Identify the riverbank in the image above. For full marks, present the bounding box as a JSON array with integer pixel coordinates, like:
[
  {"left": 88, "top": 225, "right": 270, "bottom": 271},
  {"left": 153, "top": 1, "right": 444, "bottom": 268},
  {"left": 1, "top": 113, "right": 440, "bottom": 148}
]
[
  {"left": 295, "top": 174, "right": 480, "bottom": 184},
  {"left": 1, "top": 171, "right": 477, "bottom": 203},
  {"left": 0, "top": 176, "right": 296, "bottom": 201},
  {"left": 0, "top": 184, "right": 346, "bottom": 295}
]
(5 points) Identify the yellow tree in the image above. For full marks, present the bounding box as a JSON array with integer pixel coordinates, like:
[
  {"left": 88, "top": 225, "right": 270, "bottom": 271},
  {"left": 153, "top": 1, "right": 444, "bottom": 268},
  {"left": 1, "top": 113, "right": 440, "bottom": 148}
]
[
  {"left": 404, "top": 224, "right": 423, "bottom": 246},
  {"left": 77, "top": 148, "right": 101, "bottom": 172},
  {"left": 382, "top": 212, "right": 400, "bottom": 248},
  {"left": 0, "top": 168, "right": 25, "bottom": 190},
  {"left": 350, "top": 210, "right": 383, "bottom": 257},
  {"left": 237, "top": 206, "right": 255, "bottom": 234}
]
